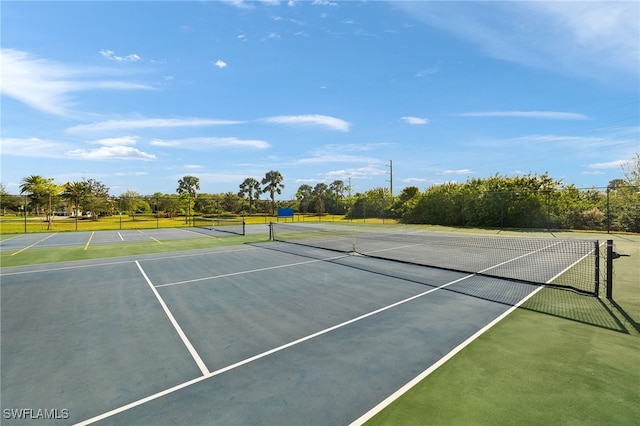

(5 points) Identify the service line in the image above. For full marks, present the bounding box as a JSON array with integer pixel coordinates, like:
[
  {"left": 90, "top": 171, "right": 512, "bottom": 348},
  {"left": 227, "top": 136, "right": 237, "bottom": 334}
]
[
  {"left": 84, "top": 232, "right": 95, "bottom": 250},
  {"left": 10, "top": 234, "right": 57, "bottom": 256}
]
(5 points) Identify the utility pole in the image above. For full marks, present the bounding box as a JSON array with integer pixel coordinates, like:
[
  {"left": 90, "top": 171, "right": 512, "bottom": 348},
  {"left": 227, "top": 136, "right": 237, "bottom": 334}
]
[{"left": 386, "top": 160, "right": 393, "bottom": 196}]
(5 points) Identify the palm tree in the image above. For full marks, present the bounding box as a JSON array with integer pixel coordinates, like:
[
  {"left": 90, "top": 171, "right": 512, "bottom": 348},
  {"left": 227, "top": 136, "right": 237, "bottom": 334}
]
[
  {"left": 295, "top": 184, "right": 313, "bottom": 214},
  {"left": 238, "top": 177, "right": 261, "bottom": 215},
  {"left": 329, "top": 180, "right": 346, "bottom": 214},
  {"left": 20, "top": 175, "right": 60, "bottom": 229},
  {"left": 62, "top": 181, "right": 87, "bottom": 230},
  {"left": 19, "top": 175, "right": 48, "bottom": 215},
  {"left": 261, "top": 170, "right": 284, "bottom": 216},
  {"left": 312, "top": 183, "right": 328, "bottom": 216},
  {"left": 177, "top": 175, "right": 200, "bottom": 224}
]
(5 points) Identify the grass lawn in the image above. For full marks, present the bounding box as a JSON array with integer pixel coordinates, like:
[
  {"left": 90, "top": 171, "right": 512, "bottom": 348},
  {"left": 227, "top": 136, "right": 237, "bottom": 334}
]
[
  {"left": 0, "top": 213, "right": 394, "bottom": 235},
  {"left": 1, "top": 223, "right": 637, "bottom": 424}
]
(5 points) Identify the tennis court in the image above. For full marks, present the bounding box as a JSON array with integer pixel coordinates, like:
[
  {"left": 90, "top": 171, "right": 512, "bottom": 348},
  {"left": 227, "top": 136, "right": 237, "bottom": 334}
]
[{"left": 1, "top": 226, "right": 600, "bottom": 425}]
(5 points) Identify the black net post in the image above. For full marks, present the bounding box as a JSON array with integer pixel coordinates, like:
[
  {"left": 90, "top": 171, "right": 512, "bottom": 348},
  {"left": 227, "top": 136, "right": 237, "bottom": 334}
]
[
  {"left": 606, "top": 239, "right": 614, "bottom": 299},
  {"left": 594, "top": 241, "right": 600, "bottom": 296}
]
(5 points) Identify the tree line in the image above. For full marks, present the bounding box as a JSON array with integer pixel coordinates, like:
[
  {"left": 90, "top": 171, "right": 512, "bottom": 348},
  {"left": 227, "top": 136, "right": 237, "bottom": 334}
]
[{"left": 2, "top": 154, "right": 639, "bottom": 232}]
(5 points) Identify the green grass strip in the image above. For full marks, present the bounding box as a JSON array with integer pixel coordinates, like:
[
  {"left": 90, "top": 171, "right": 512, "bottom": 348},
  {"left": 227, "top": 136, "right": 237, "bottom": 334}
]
[{"left": 0, "top": 234, "right": 269, "bottom": 267}]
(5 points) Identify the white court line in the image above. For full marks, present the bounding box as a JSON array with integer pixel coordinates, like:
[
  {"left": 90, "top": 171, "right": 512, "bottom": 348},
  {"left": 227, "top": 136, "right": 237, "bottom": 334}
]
[
  {"left": 74, "top": 271, "right": 478, "bottom": 426},
  {"left": 350, "top": 284, "right": 544, "bottom": 426},
  {"left": 135, "top": 261, "right": 209, "bottom": 376},
  {"left": 546, "top": 244, "right": 598, "bottom": 284},
  {"left": 154, "top": 254, "right": 350, "bottom": 288},
  {"left": 117, "top": 232, "right": 124, "bottom": 241},
  {"left": 478, "top": 241, "right": 561, "bottom": 274},
  {"left": 349, "top": 241, "right": 563, "bottom": 425}
]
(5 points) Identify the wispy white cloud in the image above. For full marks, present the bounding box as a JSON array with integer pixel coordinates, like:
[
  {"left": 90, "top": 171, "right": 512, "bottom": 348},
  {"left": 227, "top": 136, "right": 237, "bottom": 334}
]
[
  {"left": 262, "top": 114, "right": 350, "bottom": 131},
  {"left": 321, "top": 142, "right": 394, "bottom": 152},
  {"left": 401, "top": 116, "right": 429, "bottom": 125},
  {"left": 324, "top": 166, "right": 387, "bottom": 181},
  {"left": 397, "top": 2, "right": 639, "bottom": 83},
  {"left": 90, "top": 136, "right": 139, "bottom": 147},
  {"left": 68, "top": 135, "right": 155, "bottom": 161},
  {"left": 585, "top": 160, "right": 628, "bottom": 169},
  {"left": 221, "top": 0, "right": 254, "bottom": 9},
  {"left": 115, "top": 171, "right": 149, "bottom": 176},
  {"left": 298, "top": 143, "right": 388, "bottom": 164},
  {"left": 438, "top": 169, "right": 473, "bottom": 176},
  {"left": 403, "top": 177, "right": 427, "bottom": 183},
  {"left": 150, "top": 137, "right": 270, "bottom": 150},
  {"left": 99, "top": 49, "right": 141, "bottom": 62},
  {"left": 213, "top": 60, "right": 227, "bottom": 68},
  {"left": 0, "top": 48, "right": 152, "bottom": 116},
  {"left": 0, "top": 137, "right": 73, "bottom": 159},
  {"left": 312, "top": 0, "right": 337, "bottom": 6},
  {"left": 67, "top": 118, "right": 245, "bottom": 133},
  {"left": 298, "top": 154, "right": 377, "bottom": 164},
  {"left": 264, "top": 32, "right": 281, "bottom": 40},
  {"left": 67, "top": 146, "right": 156, "bottom": 161},
  {"left": 457, "top": 111, "right": 588, "bottom": 120},
  {"left": 415, "top": 64, "right": 439, "bottom": 77}
]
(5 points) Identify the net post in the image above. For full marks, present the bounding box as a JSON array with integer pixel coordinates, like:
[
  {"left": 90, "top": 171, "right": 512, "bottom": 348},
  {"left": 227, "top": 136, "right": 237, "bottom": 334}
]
[
  {"left": 606, "top": 239, "right": 614, "bottom": 299},
  {"left": 594, "top": 241, "right": 600, "bottom": 296},
  {"left": 241, "top": 217, "right": 246, "bottom": 236},
  {"left": 268, "top": 221, "right": 274, "bottom": 241}
]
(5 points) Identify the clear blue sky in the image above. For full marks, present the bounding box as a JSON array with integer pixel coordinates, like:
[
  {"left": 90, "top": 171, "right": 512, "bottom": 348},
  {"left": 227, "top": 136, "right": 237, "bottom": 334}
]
[{"left": 1, "top": 1, "right": 638, "bottom": 199}]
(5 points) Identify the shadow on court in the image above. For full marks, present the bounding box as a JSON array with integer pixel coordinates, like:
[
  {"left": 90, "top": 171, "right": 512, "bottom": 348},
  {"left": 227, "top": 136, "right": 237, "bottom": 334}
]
[{"left": 520, "top": 287, "right": 638, "bottom": 334}]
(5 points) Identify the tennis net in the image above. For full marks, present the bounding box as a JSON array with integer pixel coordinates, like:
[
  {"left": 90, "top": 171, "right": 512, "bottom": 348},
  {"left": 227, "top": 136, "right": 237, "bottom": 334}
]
[
  {"left": 269, "top": 223, "right": 600, "bottom": 295},
  {"left": 193, "top": 217, "right": 246, "bottom": 235}
]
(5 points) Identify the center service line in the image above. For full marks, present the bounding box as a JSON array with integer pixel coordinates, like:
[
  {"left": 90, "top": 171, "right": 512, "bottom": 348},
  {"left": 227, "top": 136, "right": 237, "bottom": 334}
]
[
  {"left": 74, "top": 272, "right": 477, "bottom": 426},
  {"left": 84, "top": 232, "right": 94, "bottom": 250},
  {"left": 135, "top": 261, "right": 210, "bottom": 376}
]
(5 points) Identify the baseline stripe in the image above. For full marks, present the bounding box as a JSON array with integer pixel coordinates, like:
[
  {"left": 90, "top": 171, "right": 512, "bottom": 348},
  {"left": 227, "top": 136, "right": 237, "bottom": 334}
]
[{"left": 135, "top": 261, "right": 209, "bottom": 376}]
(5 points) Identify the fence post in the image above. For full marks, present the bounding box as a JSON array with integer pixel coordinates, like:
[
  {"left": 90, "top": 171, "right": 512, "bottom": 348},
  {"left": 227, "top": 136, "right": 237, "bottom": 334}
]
[{"left": 606, "top": 187, "right": 610, "bottom": 234}]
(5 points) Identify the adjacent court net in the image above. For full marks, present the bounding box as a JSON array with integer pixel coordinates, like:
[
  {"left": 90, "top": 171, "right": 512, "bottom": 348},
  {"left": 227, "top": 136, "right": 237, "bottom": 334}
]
[
  {"left": 193, "top": 217, "right": 246, "bottom": 235},
  {"left": 270, "top": 223, "right": 600, "bottom": 296}
]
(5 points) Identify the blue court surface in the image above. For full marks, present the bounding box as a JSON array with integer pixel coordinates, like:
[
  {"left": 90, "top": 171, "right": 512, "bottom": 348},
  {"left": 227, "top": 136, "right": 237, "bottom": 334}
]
[{"left": 1, "top": 234, "right": 540, "bottom": 425}]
